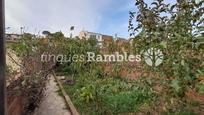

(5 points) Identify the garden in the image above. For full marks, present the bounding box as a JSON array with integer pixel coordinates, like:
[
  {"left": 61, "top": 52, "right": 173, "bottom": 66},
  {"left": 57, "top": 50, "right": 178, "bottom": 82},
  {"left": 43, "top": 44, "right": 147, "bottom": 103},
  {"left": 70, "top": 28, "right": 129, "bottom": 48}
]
[{"left": 6, "top": 0, "right": 204, "bottom": 115}]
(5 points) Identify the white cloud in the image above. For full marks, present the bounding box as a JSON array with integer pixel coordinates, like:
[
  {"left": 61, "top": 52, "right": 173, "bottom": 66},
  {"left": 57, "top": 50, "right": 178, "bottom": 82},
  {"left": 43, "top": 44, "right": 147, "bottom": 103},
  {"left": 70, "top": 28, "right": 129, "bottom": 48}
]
[{"left": 5, "top": 0, "right": 112, "bottom": 37}]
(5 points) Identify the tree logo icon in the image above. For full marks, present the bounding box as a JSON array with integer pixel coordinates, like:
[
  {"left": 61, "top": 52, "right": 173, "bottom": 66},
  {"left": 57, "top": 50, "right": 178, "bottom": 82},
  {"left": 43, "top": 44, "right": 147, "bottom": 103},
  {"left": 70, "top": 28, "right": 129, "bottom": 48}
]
[{"left": 143, "top": 48, "right": 163, "bottom": 67}]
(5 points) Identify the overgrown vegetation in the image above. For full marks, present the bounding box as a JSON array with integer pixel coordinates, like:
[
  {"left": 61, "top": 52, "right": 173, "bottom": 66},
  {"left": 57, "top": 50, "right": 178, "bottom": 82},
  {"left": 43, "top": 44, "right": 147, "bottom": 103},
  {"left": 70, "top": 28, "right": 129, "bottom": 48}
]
[
  {"left": 7, "top": 33, "right": 54, "bottom": 114},
  {"left": 6, "top": 0, "right": 204, "bottom": 114},
  {"left": 55, "top": 0, "right": 204, "bottom": 114},
  {"left": 128, "top": 0, "right": 204, "bottom": 114}
]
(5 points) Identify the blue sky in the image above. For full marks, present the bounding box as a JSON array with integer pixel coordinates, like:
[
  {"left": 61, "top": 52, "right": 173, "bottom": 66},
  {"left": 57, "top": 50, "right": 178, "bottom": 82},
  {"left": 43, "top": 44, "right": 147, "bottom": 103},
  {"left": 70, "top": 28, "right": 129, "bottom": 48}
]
[
  {"left": 9, "top": 0, "right": 201, "bottom": 38},
  {"left": 97, "top": 0, "right": 135, "bottom": 38},
  {"left": 6, "top": 0, "right": 202, "bottom": 38},
  {"left": 5, "top": 0, "right": 136, "bottom": 38}
]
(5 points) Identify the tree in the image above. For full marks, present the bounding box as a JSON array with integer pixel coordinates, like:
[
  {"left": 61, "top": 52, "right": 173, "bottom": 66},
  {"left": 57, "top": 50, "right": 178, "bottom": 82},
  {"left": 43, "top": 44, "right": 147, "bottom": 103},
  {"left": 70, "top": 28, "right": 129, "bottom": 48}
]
[
  {"left": 129, "top": 0, "right": 204, "bottom": 96},
  {"left": 42, "top": 31, "right": 51, "bottom": 37}
]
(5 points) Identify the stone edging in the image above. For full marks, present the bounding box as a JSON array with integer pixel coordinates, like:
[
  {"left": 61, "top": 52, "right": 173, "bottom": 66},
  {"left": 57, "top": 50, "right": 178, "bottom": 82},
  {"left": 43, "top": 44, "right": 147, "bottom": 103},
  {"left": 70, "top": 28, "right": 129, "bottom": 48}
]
[{"left": 52, "top": 71, "right": 79, "bottom": 115}]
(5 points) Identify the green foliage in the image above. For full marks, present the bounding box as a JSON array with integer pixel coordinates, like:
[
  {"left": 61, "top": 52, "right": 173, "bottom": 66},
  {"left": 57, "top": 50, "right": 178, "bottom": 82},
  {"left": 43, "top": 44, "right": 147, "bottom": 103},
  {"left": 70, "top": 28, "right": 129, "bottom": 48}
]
[
  {"left": 128, "top": 0, "right": 204, "bottom": 113},
  {"left": 78, "top": 85, "right": 95, "bottom": 103},
  {"left": 16, "top": 1, "right": 202, "bottom": 114},
  {"left": 8, "top": 33, "right": 54, "bottom": 114},
  {"left": 196, "top": 84, "right": 204, "bottom": 93},
  {"left": 170, "top": 79, "right": 182, "bottom": 95},
  {"left": 129, "top": 0, "right": 204, "bottom": 92},
  {"left": 63, "top": 73, "right": 154, "bottom": 115}
]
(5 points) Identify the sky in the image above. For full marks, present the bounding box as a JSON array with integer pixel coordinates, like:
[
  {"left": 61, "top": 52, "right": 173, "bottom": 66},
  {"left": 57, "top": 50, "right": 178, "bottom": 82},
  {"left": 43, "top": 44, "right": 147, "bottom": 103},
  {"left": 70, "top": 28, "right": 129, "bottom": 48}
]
[{"left": 5, "top": 0, "right": 136, "bottom": 38}]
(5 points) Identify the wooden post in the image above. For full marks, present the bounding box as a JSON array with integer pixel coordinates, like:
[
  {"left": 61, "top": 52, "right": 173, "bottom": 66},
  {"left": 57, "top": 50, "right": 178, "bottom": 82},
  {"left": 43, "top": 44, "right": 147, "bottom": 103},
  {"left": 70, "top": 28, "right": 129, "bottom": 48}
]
[{"left": 0, "top": 0, "right": 6, "bottom": 114}]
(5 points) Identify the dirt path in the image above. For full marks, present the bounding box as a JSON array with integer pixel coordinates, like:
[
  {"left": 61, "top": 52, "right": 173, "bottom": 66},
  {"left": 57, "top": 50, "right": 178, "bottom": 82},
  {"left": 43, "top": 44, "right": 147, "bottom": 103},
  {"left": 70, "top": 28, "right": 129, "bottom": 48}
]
[{"left": 34, "top": 75, "right": 71, "bottom": 115}]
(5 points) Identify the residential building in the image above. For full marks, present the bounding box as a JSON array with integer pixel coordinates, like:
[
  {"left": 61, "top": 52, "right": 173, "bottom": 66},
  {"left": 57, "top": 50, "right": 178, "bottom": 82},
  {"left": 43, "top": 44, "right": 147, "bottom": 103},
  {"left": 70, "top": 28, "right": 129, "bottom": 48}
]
[
  {"left": 79, "top": 31, "right": 103, "bottom": 48},
  {"left": 79, "top": 30, "right": 130, "bottom": 53},
  {"left": 6, "top": 34, "right": 21, "bottom": 41}
]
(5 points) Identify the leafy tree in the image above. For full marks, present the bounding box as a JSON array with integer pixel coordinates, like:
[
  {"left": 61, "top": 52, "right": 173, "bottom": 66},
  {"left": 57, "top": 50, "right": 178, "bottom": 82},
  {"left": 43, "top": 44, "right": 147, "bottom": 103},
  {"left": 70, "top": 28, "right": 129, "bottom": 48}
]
[
  {"left": 129, "top": 0, "right": 204, "bottom": 111},
  {"left": 42, "top": 30, "right": 51, "bottom": 37}
]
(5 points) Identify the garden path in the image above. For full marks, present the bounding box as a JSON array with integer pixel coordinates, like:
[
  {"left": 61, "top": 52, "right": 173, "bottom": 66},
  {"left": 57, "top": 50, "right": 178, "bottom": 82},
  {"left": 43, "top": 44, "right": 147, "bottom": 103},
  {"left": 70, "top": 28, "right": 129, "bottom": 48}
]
[{"left": 34, "top": 75, "right": 71, "bottom": 115}]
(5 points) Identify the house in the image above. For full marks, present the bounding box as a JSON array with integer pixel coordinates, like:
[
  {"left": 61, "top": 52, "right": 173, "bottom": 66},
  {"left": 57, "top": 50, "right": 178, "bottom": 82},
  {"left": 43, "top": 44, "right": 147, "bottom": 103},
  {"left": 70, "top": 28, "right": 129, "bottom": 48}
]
[
  {"left": 79, "top": 31, "right": 103, "bottom": 48},
  {"left": 79, "top": 31, "right": 128, "bottom": 50},
  {"left": 6, "top": 34, "right": 21, "bottom": 41}
]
